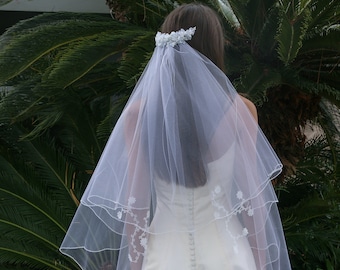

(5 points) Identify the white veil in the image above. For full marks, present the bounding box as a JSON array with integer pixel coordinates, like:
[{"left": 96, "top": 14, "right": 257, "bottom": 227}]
[{"left": 60, "top": 28, "right": 291, "bottom": 270}]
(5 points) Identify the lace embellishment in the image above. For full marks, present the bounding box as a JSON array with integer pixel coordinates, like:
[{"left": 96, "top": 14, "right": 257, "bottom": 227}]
[
  {"left": 211, "top": 186, "right": 253, "bottom": 253},
  {"left": 155, "top": 27, "right": 196, "bottom": 47},
  {"left": 116, "top": 196, "right": 150, "bottom": 263}
]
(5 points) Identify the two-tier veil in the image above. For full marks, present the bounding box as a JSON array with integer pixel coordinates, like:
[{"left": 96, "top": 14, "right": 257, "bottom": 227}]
[{"left": 60, "top": 27, "right": 291, "bottom": 270}]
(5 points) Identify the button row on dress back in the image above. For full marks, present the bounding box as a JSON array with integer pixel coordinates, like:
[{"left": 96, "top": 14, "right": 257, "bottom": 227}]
[{"left": 187, "top": 189, "right": 196, "bottom": 270}]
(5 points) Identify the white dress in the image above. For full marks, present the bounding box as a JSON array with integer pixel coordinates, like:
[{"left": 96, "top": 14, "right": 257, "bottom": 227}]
[
  {"left": 60, "top": 33, "right": 291, "bottom": 270},
  {"left": 142, "top": 145, "right": 257, "bottom": 270}
]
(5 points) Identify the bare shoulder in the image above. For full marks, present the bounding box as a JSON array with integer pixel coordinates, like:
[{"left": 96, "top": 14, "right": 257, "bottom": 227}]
[
  {"left": 124, "top": 100, "right": 143, "bottom": 130},
  {"left": 124, "top": 100, "right": 143, "bottom": 142},
  {"left": 125, "top": 100, "right": 142, "bottom": 117},
  {"left": 239, "top": 95, "right": 258, "bottom": 122}
]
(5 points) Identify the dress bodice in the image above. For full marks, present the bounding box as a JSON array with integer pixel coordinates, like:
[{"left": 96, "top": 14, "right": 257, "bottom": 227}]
[
  {"left": 150, "top": 144, "right": 235, "bottom": 233},
  {"left": 143, "top": 144, "right": 258, "bottom": 269}
]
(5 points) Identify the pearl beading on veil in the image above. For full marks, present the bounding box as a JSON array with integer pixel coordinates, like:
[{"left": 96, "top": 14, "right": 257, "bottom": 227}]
[{"left": 155, "top": 27, "right": 196, "bottom": 47}]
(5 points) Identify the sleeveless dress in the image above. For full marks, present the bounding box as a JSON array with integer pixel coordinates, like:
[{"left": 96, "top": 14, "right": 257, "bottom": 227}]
[
  {"left": 142, "top": 144, "right": 257, "bottom": 270},
  {"left": 60, "top": 39, "right": 291, "bottom": 270}
]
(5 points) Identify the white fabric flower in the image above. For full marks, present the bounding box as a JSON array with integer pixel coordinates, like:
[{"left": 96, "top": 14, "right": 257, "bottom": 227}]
[
  {"left": 140, "top": 237, "right": 148, "bottom": 249},
  {"left": 117, "top": 211, "right": 122, "bottom": 220},
  {"left": 247, "top": 208, "right": 254, "bottom": 216},
  {"left": 236, "top": 191, "right": 243, "bottom": 200},
  {"left": 128, "top": 196, "right": 136, "bottom": 205},
  {"left": 242, "top": 228, "right": 249, "bottom": 236},
  {"left": 155, "top": 27, "right": 196, "bottom": 47},
  {"left": 214, "top": 185, "right": 221, "bottom": 194}
]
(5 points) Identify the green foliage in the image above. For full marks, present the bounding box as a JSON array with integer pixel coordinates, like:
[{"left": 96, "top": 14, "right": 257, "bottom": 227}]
[
  {"left": 279, "top": 117, "right": 340, "bottom": 268},
  {"left": 0, "top": 13, "right": 156, "bottom": 142},
  {"left": 220, "top": 0, "right": 340, "bottom": 186},
  {"left": 0, "top": 124, "right": 82, "bottom": 269},
  {"left": 276, "top": 0, "right": 312, "bottom": 65},
  {"left": 0, "top": 5, "right": 163, "bottom": 269},
  {"left": 118, "top": 33, "right": 155, "bottom": 88},
  {"left": 0, "top": 14, "right": 116, "bottom": 82}
]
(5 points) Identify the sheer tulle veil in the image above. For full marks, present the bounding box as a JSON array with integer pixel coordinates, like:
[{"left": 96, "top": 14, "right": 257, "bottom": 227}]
[{"left": 60, "top": 27, "right": 291, "bottom": 270}]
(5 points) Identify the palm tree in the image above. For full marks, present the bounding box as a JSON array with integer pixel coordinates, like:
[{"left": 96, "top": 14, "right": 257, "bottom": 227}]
[
  {"left": 280, "top": 130, "right": 340, "bottom": 269},
  {"left": 0, "top": 0, "right": 339, "bottom": 269},
  {"left": 0, "top": 122, "right": 82, "bottom": 269},
  {"left": 218, "top": 0, "right": 340, "bottom": 178},
  {"left": 217, "top": 1, "right": 340, "bottom": 268},
  {"left": 0, "top": 3, "right": 170, "bottom": 269}
]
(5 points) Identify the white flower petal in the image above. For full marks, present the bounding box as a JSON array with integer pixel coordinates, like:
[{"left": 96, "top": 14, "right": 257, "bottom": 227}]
[
  {"left": 155, "top": 27, "right": 196, "bottom": 47},
  {"left": 128, "top": 196, "right": 136, "bottom": 205},
  {"left": 140, "top": 237, "right": 148, "bottom": 249},
  {"left": 236, "top": 191, "right": 243, "bottom": 200},
  {"left": 214, "top": 185, "right": 221, "bottom": 194}
]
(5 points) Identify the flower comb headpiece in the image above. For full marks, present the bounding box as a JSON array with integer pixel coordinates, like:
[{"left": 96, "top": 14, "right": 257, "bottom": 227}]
[{"left": 155, "top": 27, "right": 196, "bottom": 47}]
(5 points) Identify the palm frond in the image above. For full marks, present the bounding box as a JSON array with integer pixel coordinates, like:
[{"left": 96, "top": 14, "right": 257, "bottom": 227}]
[
  {"left": 44, "top": 30, "right": 145, "bottom": 89},
  {"left": 308, "top": 0, "right": 340, "bottom": 32},
  {"left": 287, "top": 76, "right": 340, "bottom": 106},
  {"left": 96, "top": 94, "right": 129, "bottom": 140},
  {"left": 215, "top": 0, "right": 241, "bottom": 29},
  {"left": 279, "top": 119, "right": 340, "bottom": 267},
  {"left": 118, "top": 32, "right": 154, "bottom": 88},
  {"left": 300, "top": 26, "right": 340, "bottom": 53},
  {"left": 106, "top": 0, "right": 179, "bottom": 28},
  {"left": 276, "top": 0, "right": 312, "bottom": 65},
  {"left": 0, "top": 239, "right": 76, "bottom": 270},
  {"left": 0, "top": 123, "right": 82, "bottom": 268},
  {"left": 237, "top": 59, "right": 282, "bottom": 104},
  {"left": 256, "top": 4, "right": 280, "bottom": 58},
  {"left": 0, "top": 13, "right": 122, "bottom": 83}
]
